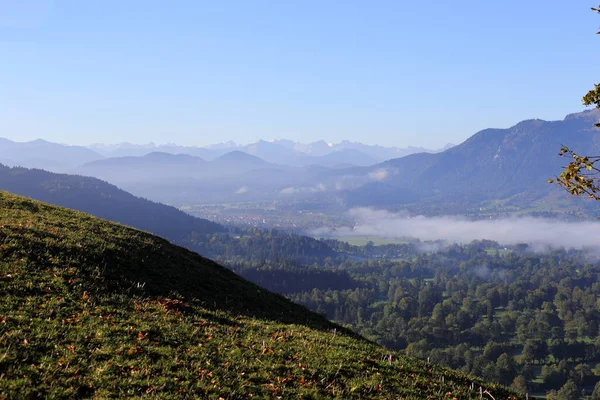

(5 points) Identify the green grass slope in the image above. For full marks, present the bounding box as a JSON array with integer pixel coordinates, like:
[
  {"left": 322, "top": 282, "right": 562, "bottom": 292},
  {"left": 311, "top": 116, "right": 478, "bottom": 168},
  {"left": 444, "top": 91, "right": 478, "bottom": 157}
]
[{"left": 0, "top": 191, "right": 522, "bottom": 399}]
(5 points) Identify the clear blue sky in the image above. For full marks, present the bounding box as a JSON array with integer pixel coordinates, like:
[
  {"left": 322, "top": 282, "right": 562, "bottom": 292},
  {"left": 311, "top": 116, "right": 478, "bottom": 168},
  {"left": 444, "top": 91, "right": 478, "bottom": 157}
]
[{"left": 1, "top": 0, "right": 598, "bottom": 148}]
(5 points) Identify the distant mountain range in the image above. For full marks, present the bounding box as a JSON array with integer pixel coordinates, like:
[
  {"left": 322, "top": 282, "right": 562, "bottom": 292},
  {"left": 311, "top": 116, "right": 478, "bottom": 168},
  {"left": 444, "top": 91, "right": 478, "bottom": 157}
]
[
  {"left": 0, "top": 138, "right": 102, "bottom": 171},
  {"left": 337, "top": 109, "right": 600, "bottom": 215},
  {"left": 88, "top": 139, "right": 453, "bottom": 167},
  {"left": 2, "top": 110, "right": 599, "bottom": 218},
  {"left": 0, "top": 137, "right": 452, "bottom": 172},
  {"left": 72, "top": 150, "right": 316, "bottom": 204}
]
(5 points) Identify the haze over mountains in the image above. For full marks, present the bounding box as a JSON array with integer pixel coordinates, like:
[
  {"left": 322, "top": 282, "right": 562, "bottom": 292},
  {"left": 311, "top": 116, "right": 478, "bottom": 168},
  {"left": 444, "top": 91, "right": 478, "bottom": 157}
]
[
  {"left": 338, "top": 109, "right": 600, "bottom": 212},
  {"left": 68, "top": 109, "right": 600, "bottom": 218},
  {"left": 0, "top": 138, "right": 103, "bottom": 171},
  {"left": 0, "top": 164, "right": 225, "bottom": 243},
  {"left": 89, "top": 139, "right": 453, "bottom": 166},
  {"left": 2, "top": 109, "right": 599, "bottom": 217},
  {"left": 0, "top": 136, "right": 451, "bottom": 173}
]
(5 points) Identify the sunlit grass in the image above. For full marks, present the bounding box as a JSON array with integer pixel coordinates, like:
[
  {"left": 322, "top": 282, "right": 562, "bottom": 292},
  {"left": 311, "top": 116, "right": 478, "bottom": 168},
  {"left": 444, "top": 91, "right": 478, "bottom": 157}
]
[{"left": 0, "top": 191, "right": 523, "bottom": 399}]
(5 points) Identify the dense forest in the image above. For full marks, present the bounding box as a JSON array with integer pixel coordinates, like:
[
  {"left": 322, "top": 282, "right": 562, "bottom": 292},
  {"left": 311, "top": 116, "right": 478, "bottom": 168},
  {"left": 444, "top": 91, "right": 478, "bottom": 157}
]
[
  {"left": 192, "top": 227, "right": 337, "bottom": 263},
  {"left": 190, "top": 230, "right": 600, "bottom": 398}
]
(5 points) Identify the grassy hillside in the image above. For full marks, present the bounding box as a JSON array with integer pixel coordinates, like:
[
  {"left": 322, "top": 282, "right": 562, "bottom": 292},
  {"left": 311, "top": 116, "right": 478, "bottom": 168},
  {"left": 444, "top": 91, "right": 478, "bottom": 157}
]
[{"left": 0, "top": 191, "right": 522, "bottom": 399}]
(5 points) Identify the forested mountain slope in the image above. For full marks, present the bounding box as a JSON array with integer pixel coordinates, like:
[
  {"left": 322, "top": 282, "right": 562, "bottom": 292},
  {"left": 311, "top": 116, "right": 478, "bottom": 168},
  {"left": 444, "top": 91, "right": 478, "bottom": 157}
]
[
  {"left": 342, "top": 110, "right": 600, "bottom": 211},
  {"left": 0, "top": 164, "right": 224, "bottom": 242}
]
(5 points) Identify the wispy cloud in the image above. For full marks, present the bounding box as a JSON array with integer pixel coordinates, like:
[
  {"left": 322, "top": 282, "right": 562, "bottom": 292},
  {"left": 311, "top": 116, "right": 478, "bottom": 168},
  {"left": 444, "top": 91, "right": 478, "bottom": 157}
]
[
  {"left": 280, "top": 183, "right": 326, "bottom": 195},
  {"left": 368, "top": 168, "right": 390, "bottom": 181},
  {"left": 313, "top": 208, "right": 600, "bottom": 250},
  {"left": 280, "top": 187, "right": 298, "bottom": 194},
  {"left": 335, "top": 168, "right": 396, "bottom": 190}
]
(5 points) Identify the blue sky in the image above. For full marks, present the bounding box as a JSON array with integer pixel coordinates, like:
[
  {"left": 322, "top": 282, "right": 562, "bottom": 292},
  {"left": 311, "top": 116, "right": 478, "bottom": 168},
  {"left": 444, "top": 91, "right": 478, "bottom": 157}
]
[{"left": 0, "top": 1, "right": 598, "bottom": 148}]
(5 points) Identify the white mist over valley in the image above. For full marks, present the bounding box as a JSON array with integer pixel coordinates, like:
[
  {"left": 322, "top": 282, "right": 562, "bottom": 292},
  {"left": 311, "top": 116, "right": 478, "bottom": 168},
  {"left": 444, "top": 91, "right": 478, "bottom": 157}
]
[{"left": 314, "top": 208, "right": 600, "bottom": 251}]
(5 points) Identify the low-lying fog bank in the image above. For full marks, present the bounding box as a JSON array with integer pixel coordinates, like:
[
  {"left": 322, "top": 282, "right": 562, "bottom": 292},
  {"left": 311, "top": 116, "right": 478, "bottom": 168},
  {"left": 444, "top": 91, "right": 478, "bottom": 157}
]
[{"left": 312, "top": 208, "right": 600, "bottom": 251}]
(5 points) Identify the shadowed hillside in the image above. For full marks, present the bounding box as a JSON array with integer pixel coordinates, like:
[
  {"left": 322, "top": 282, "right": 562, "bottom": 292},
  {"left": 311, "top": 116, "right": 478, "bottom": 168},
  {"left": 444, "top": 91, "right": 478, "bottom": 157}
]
[{"left": 0, "top": 164, "right": 224, "bottom": 242}]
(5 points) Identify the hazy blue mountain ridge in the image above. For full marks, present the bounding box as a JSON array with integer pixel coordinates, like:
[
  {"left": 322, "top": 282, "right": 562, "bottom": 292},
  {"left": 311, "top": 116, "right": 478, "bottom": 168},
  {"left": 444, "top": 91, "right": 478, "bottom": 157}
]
[
  {"left": 0, "top": 138, "right": 103, "bottom": 172},
  {"left": 341, "top": 109, "right": 600, "bottom": 209}
]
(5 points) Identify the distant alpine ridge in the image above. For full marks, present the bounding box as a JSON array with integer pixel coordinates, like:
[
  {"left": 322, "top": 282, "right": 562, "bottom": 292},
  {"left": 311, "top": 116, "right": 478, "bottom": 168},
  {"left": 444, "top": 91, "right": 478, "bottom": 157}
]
[
  {"left": 87, "top": 139, "right": 453, "bottom": 167},
  {"left": 2, "top": 109, "right": 600, "bottom": 216},
  {"left": 0, "top": 137, "right": 452, "bottom": 172}
]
